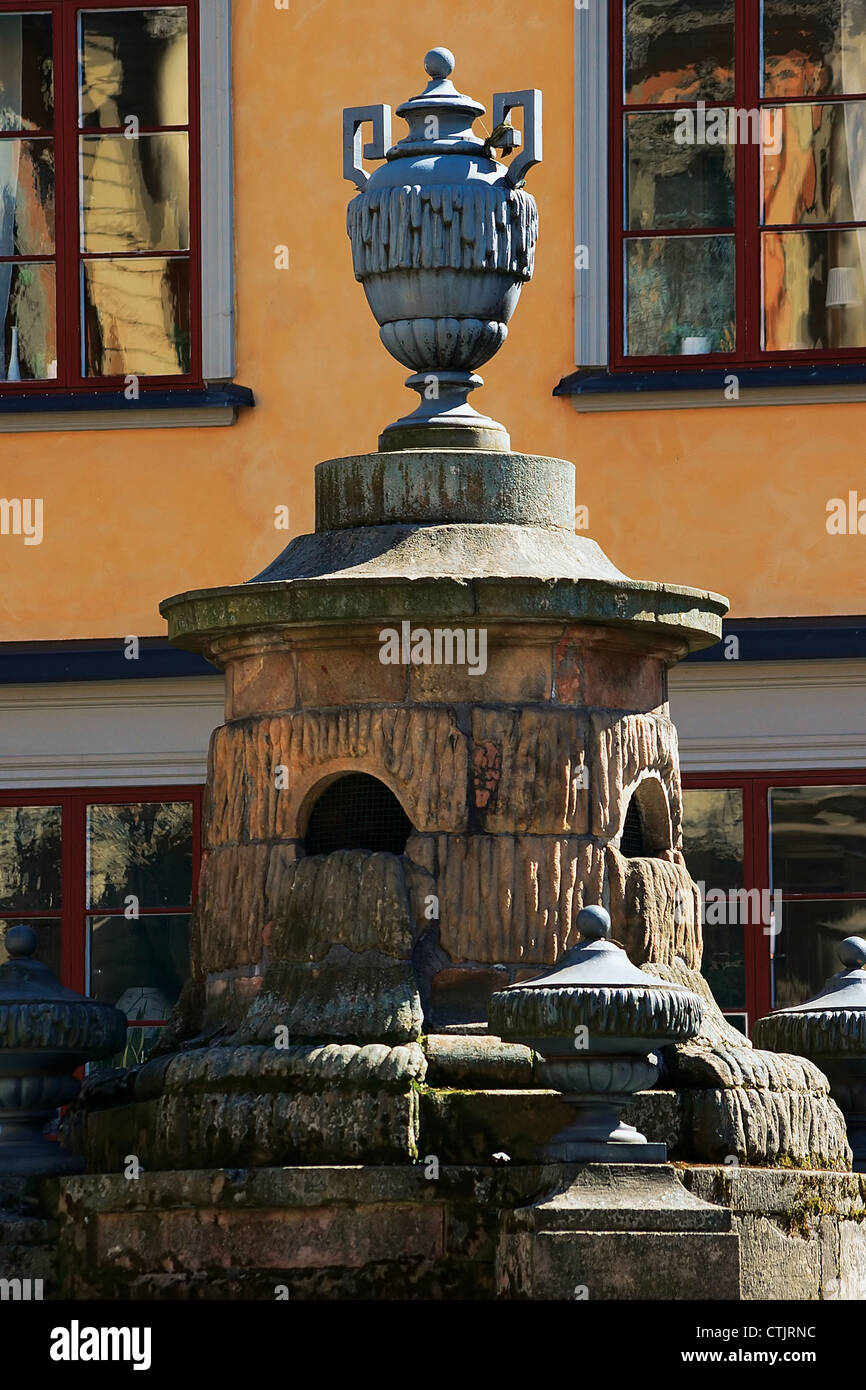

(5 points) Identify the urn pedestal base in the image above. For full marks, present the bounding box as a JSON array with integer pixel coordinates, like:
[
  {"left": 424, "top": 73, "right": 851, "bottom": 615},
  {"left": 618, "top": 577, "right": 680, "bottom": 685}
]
[
  {"left": 378, "top": 371, "right": 511, "bottom": 453},
  {"left": 496, "top": 1163, "right": 740, "bottom": 1300}
]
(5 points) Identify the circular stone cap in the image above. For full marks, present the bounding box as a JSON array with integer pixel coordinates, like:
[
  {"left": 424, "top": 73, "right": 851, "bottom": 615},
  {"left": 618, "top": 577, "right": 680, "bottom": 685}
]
[
  {"left": 840, "top": 936, "right": 866, "bottom": 971},
  {"left": 5, "top": 924, "right": 37, "bottom": 958},
  {"left": 425, "top": 47, "right": 455, "bottom": 79}
]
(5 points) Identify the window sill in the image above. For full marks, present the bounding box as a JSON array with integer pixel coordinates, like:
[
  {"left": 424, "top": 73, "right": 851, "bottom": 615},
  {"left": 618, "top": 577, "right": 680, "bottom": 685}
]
[
  {"left": 554, "top": 363, "right": 866, "bottom": 412},
  {"left": 0, "top": 384, "right": 255, "bottom": 432}
]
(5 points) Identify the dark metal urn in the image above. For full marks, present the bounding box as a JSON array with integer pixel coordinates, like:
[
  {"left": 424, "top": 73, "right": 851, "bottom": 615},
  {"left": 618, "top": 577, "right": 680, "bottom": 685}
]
[
  {"left": 489, "top": 907, "right": 703, "bottom": 1162},
  {"left": 0, "top": 925, "right": 127, "bottom": 1175},
  {"left": 344, "top": 46, "right": 541, "bottom": 452},
  {"left": 753, "top": 936, "right": 866, "bottom": 1172}
]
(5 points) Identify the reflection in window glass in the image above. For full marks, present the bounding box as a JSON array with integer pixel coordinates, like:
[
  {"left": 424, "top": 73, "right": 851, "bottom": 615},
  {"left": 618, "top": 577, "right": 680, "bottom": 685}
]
[
  {"left": 763, "top": 0, "right": 866, "bottom": 98},
  {"left": 79, "top": 7, "right": 188, "bottom": 129},
  {"left": 89, "top": 912, "right": 189, "bottom": 1009},
  {"left": 80, "top": 132, "right": 189, "bottom": 254},
  {"left": 82, "top": 255, "right": 190, "bottom": 376},
  {"left": 89, "top": 912, "right": 190, "bottom": 1066},
  {"left": 0, "top": 261, "right": 56, "bottom": 380},
  {"left": 87, "top": 802, "right": 193, "bottom": 909},
  {"left": 770, "top": 785, "right": 866, "bottom": 893},
  {"left": 763, "top": 228, "right": 866, "bottom": 348},
  {"left": 625, "top": 0, "right": 735, "bottom": 104},
  {"left": 0, "top": 13, "right": 53, "bottom": 132},
  {"left": 763, "top": 102, "right": 866, "bottom": 226},
  {"left": 0, "top": 805, "right": 61, "bottom": 910},
  {"left": 626, "top": 112, "right": 735, "bottom": 230},
  {"left": 682, "top": 788, "right": 746, "bottom": 1012},
  {"left": 0, "top": 139, "right": 55, "bottom": 255},
  {"left": 626, "top": 235, "right": 736, "bottom": 355}
]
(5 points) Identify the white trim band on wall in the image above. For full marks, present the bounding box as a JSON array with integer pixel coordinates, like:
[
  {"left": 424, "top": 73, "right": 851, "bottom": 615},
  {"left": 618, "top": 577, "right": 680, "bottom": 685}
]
[{"left": 671, "top": 660, "right": 866, "bottom": 772}]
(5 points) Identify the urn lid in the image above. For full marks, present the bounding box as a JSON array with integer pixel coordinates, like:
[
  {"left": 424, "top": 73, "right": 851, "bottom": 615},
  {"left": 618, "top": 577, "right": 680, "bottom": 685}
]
[
  {"left": 771, "top": 936, "right": 866, "bottom": 1014},
  {"left": 0, "top": 924, "right": 83, "bottom": 1005},
  {"left": 488, "top": 907, "right": 702, "bottom": 1051},
  {"left": 390, "top": 47, "right": 487, "bottom": 158},
  {"left": 505, "top": 906, "right": 695, "bottom": 994}
]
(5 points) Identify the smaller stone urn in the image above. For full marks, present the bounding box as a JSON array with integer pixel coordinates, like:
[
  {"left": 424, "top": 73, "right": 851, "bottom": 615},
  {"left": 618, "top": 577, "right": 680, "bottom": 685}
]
[
  {"left": 0, "top": 925, "right": 127, "bottom": 1175},
  {"left": 753, "top": 936, "right": 866, "bottom": 1171},
  {"left": 489, "top": 907, "right": 703, "bottom": 1162}
]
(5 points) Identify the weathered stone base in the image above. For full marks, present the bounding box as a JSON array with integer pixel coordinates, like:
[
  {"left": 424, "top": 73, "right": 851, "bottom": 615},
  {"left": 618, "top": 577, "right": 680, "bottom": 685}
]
[
  {"left": 497, "top": 1165, "right": 739, "bottom": 1300},
  {"left": 63, "top": 1043, "right": 427, "bottom": 1169},
  {"left": 680, "top": 1167, "right": 866, "bottom": 1301},
  {"left": 44, "top": 1164, "right": 866, "bottom": 1300},
  {"left": 0, "top": 1178, "right": 57, "bottom": 1301}
]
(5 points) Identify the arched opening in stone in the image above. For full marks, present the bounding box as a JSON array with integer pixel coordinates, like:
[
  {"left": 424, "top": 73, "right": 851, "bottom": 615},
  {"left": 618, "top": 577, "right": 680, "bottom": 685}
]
[
  {"left": 303, "top": 773, "right": 413, "bottom": 857},
  {"left": 619, "top": 777, "right": 672, "bottom": 858}
]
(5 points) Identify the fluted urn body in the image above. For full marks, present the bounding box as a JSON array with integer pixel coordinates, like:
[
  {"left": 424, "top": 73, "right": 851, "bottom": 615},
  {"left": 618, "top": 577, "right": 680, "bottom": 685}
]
[{"left": 344, "top": 47, "right": 541, "bottom": 450}]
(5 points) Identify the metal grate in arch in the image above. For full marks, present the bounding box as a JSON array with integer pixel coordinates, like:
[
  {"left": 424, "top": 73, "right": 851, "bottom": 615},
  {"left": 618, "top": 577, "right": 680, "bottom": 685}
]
[
  {"left": 303, "top": 773, "right": 412, "bottom": 857},
  {"left": 620, "top": 796, "right": 646, "bottom": 858}
]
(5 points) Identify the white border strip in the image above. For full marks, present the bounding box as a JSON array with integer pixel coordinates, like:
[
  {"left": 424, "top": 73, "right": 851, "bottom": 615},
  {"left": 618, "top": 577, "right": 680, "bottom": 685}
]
[
  {"left": 200, "top": 0, "right": 235, "bottom": 380},
  {"left": 574, "top": 0, "right": 609, "bottom": 367}
]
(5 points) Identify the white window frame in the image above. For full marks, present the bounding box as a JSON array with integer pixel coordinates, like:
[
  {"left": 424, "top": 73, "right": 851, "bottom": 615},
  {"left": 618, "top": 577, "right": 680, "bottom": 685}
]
[
  {"left": 200, "top": 0, "right": 235, "bottom": 381},
  {"left": 0, "top": 0, "right": 237, "bottom": 431},
  {"left": 574, "top": 2, "right": 609, "bottom": 368}
]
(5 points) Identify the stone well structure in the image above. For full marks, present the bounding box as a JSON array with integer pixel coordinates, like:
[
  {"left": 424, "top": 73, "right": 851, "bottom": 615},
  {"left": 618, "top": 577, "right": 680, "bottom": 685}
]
[
  {"left": 163, "top": 448, "right": 722, "bottom": 1034},
  {"left": 42, "top": 47, "right": 862, "bottom": 1303},
  {"left": 129, "top": 46, "right": 847, "bottom": 1177}
]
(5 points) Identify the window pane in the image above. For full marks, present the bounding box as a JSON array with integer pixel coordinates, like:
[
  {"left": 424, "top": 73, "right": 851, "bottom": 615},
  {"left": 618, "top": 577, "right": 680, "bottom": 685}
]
[
  {"left": 82, "top": 255, "right": 190, "bottom": 376},
  {"left": 763, "top": 101, "right": 866, "bottom": 224},
  {"left": 682, "top": 788, "right": 746, "bottom": 1011},
  {"left": 625, "top": 0, "right": 735, "bottom": 105},
  {"left": 0, "top": 13, "right": 53, "bottom": 132},
  {"left": 0, "top": 805, "right": 61, "bottom": 910},
  {"left": 0, "top": 261, "right": 56, "bottom": 380},
  {"left": 87, "top": 801, "right": 193, "bottom": 909},
  {"left": 626, "top": 112, "right": 735, "bottom": 229},
  {"left": 772, "top": 897, "right": 866, "bottom": 1006},
  {"left": 625, "top": 234, "right": 736, "bottom": 355},
  {"left": 763, "top": 227, "right": 866, "bottom": 347},
  {"left": 763, "top": 0, "right": 866, "bottom": 98},
  {"left": 0, "top": 917, "right": 60, "bottom": 977},
  {"left": 80, "top": 132, "right": 189, "bottom": 254},
  {"left": 0, "top": 138, "right": 54, "bottom": 254},
  {"left": 79, "top": 7, "right": 189, "bottom": 129},
  {"left": 770, "top": 784, "right": 866, "bottom": 893},
  {"left": 88, "top": 913, "right": 190, "bottom": 1013}
]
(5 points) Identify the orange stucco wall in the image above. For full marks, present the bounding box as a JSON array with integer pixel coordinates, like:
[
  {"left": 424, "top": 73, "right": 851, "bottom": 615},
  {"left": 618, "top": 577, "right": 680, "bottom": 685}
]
[{"left": 0, "top": 0, "right": 861, "bottom": 643}]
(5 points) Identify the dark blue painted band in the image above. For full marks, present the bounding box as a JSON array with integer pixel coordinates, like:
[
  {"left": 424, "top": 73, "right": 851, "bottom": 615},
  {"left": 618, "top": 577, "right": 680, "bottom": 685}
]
[
  {"left": 686, "top": 619, "right": 866, "bottom": 663},
  {"left": 0, "top": 384, "right": 255, "bottom": 415},
  {"left": 554, "top": 363, "right": 866, "bottom": 397},
  {"left": 0, "top": 641, "right": 217, "bottom": 684}
]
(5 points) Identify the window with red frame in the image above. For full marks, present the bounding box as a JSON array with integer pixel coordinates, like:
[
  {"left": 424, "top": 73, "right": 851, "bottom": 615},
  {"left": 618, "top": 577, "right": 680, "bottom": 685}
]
[
  {"left": 0, "top": 1, "right": 200, "bottom": 391},
  {"left": 612, "top": 1, "right": 866, "bottom": 365},
  {"left": 0, "top": 789, "right": 201, "bottom": 1066},
  {"left": 681, "top": 771, "right": 866, "bottom": 1033}
]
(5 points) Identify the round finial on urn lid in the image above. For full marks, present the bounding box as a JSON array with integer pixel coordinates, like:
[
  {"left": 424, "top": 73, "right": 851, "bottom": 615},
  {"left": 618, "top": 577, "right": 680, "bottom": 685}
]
[
  {"left": 424, "top": 47, "right": 455, "bottom": 80},
  {"left": 840, "top": 936, "right": 866, "bottom": 969},
  {"left": 5, "top": 924, "right": 37, "bottom": 958},
  {"left": 577, "top": 906, "right": 612, "bottom": 942}
]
